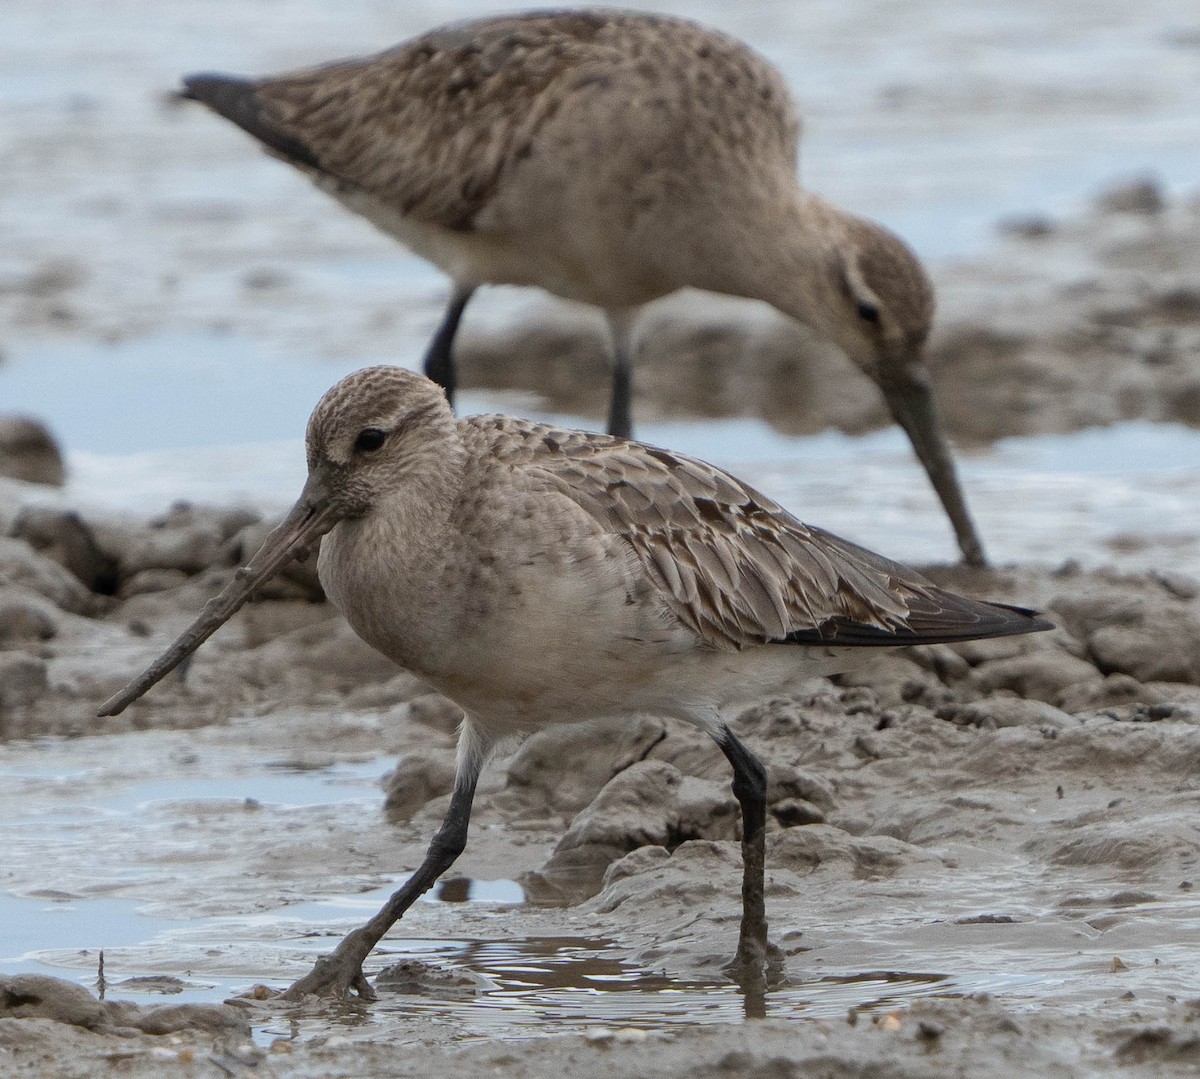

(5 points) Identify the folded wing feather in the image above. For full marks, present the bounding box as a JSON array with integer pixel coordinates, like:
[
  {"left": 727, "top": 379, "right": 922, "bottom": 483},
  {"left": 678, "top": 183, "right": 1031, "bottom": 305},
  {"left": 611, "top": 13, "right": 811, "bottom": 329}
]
[{"left": 476, "top": 417, "right": 1047, "bottom": 651}]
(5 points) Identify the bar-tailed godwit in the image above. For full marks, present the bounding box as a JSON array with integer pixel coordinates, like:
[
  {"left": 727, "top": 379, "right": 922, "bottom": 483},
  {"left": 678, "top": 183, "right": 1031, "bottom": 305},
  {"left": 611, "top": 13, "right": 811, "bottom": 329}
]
[
  {"left": 180, "top": 9, "right": 987, "bottom": 565},
  {"left": 99, "top": 366, "right": 1049, "bottom": 1001}
]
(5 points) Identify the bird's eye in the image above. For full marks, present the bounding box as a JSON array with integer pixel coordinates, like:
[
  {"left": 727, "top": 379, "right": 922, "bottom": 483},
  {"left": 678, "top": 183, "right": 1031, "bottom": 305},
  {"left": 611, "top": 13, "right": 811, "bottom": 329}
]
[
  {"left": 856, "top": 299, "right": 881, "bottom": 324},
  {"left": 355, "top": 428, "right": 387, "bottom": 453}
]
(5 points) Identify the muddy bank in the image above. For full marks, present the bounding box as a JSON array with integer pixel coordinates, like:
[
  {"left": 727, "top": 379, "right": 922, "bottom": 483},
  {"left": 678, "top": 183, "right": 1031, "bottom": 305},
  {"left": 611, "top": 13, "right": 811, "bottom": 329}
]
[
  {"left": 2, "top": 479, "right": 1200, "bottom": 1074},
  {"left": 4, "top": 982, "right": 1199, "bottom": 1078}
]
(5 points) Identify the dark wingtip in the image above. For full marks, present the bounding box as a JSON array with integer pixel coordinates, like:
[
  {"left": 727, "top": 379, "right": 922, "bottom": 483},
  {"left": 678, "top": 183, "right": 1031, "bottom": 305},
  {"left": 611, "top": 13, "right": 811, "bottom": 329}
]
[
  {"left": 179, "top": 72, "right": 257, "bottom": 111},
  {"left": 985, "top": 602, "right": 1055, "bottom": 635},
  {"left": 778, "top": 596, "right": 1055, "bottom": 648},
  {"left": 178, "top": 72, "right": 323, "bottom": 171}
]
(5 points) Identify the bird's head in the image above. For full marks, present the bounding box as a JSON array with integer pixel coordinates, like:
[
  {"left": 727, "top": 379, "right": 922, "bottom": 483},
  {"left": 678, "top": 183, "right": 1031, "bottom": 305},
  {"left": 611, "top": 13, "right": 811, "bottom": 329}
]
[
  {"left": 823, "top": 214, "right": 935, "bottom": 387},
  {"left": 301, "top": 365, "right": 460, "bottom": 520},
  {"left": 97, "top": 366, "right": 457, "bottom": 717},
  {"left": 812, "top": 215, "right": 983, "bottom": 565}
]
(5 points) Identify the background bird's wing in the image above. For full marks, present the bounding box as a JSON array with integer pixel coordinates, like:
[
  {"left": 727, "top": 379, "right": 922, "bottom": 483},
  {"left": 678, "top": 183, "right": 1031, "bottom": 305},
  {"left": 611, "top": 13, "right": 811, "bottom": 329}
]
[
  {"left": 182, "top": 11, "right": 801, "bottom": 232},
  {"left": 473, "top": 417, "right": 1049, "bottom": 651},
  {"left": 184, "top": 13, "right": 634, "bottom": 230}
]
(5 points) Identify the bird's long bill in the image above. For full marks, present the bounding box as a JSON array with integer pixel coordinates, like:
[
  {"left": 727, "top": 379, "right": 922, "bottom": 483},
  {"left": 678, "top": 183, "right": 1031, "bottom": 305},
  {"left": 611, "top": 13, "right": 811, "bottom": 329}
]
[
  {"left": 97, "top": 483, "right": 340, "bottom": 717},
  {"left": 882, "top": 368, "right": 987, "bottom": 567}
]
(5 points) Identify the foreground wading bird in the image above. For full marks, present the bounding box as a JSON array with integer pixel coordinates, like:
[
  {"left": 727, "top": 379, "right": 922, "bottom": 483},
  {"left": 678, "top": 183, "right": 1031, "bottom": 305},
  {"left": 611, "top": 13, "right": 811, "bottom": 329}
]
[
  {"left": 180, "top": 9, "right": 988, "bottom": 566},
  {"left": 98, "top": 367, "right": 1049, "bottom": 1000}
]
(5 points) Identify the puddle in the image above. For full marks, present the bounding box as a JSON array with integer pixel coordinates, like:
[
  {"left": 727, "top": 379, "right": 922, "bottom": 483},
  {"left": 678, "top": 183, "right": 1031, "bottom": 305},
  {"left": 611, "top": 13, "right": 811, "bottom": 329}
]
[
  {"left": 3, "top": 902, "right": 1048, "bottom": 1045},
  {"left": 357, "top": 935, "right": 1037, "bottom": 1031},
  {"left": 0, "top": 741, "right": 1068, "bottom": 1046},
  {"left": 0, "top": 894, "right": 177, "bottom": 976},
  {"left": 433, "top": 878, "right": 526, "bottom": 904},
  {"left": 0, "top": 875, "right": 524, "bottom": 980},
  {"left": 0, "top": 756, "right": 392, "bottom": 827}
]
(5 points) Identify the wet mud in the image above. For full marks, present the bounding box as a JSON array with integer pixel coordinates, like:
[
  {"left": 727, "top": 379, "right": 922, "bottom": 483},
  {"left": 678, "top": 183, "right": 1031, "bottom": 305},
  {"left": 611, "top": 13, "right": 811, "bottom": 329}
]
[
  {"left": 2, "top": 484, "right": 1200, "bottom": 1074},
  {"left": 3, "top": 2, "right": 1200, "bottom": 1074}
]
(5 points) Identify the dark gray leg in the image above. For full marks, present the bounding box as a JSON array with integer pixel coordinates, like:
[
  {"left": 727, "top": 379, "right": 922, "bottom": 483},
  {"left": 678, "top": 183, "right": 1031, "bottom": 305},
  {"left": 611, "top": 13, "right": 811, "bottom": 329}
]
[
  {"left": 607, "top": 348, "right": 633, "bottom": 439},
  {"left": 282, "top": 738, "right": 486, "bottom": 1001},
  {"left": 715, "top": 725, "right": 771, "bottom": 1007},
  {"left": 422, "top": 285, "right": 476, "bottom": 408},
  {"left": 605, "top": 310, "right": 637, "bottom": 439}
]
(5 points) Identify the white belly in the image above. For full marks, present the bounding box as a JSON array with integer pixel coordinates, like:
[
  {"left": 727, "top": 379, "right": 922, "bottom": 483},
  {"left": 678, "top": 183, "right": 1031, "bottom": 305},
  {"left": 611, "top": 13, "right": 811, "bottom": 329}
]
[{"left": 317, "top": 178, "right": 678, "bottom": 309}]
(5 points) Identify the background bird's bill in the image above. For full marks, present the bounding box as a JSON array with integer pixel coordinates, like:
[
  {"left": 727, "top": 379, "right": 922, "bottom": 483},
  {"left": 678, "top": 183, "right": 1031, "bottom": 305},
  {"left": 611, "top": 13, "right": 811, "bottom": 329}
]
[{"left": 880, "top": 368, "right": 984, "bottom": 567}]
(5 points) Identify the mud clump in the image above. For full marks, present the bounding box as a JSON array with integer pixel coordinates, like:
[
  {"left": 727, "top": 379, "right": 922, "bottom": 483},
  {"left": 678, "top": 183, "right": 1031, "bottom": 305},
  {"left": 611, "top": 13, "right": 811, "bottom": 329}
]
[
  {"left": 0, "top": 973, "right": 247, "bottom": 1038},
  {"left": 0, "top": 416, "right": 65, "bottom": 487},
  {"left": 523, "top": 760, "right": 739, "bottom": 903}
]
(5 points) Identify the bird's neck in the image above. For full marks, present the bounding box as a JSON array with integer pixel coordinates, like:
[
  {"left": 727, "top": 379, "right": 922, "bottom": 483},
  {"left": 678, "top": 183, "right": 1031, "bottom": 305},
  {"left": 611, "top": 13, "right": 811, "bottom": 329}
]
[
  {"left": 758, "top": 192, "right": 856, "bottom": 335},
  {"left": 685, "top": 190, "right": 852, "bottom": 341},
  {"left": 318, "top": 430, "right": 469, "bottom": 672}
]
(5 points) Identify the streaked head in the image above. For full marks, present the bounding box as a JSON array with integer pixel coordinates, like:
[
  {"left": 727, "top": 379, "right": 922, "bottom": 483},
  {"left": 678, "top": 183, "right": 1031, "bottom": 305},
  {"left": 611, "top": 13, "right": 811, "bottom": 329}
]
[
  {"left": 97, "top": 366, "right": 457, "bottom": 717},
  {"left": 830, "top": 215, "right": 935, "bottom": 381},
  {"left": 303, "top": 365, "right": 459, "bottom": 517}
]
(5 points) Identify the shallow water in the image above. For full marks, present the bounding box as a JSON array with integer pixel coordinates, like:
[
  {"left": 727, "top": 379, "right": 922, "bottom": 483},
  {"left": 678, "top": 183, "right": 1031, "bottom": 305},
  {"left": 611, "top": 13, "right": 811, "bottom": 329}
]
[
  {"left": 343, "top": 938, "right": 1047, "bottom": 1034},
  {"left": 267, "top": 936, "right": 1048, "bottom": 1041},
  {"left": 3, "top": 893, "right": 1049, "bottom": 1046},
  {"left": 0, "top": 725, "right": 1059, "bottom": 1044},
  {"left": 2, "top": 712, "right": 1195, "bottom": 1048}
]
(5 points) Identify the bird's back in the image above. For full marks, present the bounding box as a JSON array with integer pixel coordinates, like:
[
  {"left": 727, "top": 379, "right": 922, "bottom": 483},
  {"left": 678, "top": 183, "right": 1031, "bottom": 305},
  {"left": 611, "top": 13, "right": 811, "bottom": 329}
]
[
  {"left": 462, "top": 413, "right": 1050, "bottom": 652},
  {"left": 182, "top": 11, "right": 803, "bottom": 300}
]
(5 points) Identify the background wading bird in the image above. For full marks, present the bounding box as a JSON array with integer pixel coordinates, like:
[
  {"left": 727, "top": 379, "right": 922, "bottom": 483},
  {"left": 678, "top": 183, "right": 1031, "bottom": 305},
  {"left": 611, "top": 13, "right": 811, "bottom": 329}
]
[
  {"left": 179, "top": 8, "right": 988, "bottom": 566},
  {"left": 99, "top": 366, "right": 1049, "bottom": 1001}
]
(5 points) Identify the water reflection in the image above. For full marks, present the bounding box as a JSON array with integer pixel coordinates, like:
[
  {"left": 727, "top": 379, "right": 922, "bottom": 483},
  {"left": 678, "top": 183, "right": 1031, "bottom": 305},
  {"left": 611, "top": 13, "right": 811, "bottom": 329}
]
[
  {"left": 432, "top": 877, "right": 525, "bottom": 905},
  {"left": 341, "top": 934, "right": 1035, "bottom": 1034}
]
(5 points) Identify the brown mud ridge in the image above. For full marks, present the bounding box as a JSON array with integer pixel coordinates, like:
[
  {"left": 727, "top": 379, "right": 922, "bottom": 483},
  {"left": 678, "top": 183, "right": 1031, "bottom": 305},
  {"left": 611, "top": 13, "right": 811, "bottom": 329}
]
[{"left": 2, "top": 486, "right": 1200, "bottom": 1076}]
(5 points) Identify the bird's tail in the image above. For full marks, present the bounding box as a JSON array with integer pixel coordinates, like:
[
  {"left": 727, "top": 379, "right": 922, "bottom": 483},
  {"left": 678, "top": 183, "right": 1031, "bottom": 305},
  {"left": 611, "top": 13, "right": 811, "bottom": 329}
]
[{"left": 180, "top": 73, "right": 322, "bottom": 171}]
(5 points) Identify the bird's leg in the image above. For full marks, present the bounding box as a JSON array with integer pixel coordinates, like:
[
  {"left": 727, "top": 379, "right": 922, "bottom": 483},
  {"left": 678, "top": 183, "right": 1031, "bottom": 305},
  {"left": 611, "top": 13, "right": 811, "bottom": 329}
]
[
  {"left": 714, "top": 725, "right": 776, "bottom": 1002},
  {"left": 422, "top": 284, "right": 476, "bottom": 409},
  {"left": 281, "top": 745, "right": 484, "bottom": 1001},
  {"left": 607, "top": 348, "right": 633, "bottom": 440},
  {"left": 605, "top": 310, "right": 638, "bottom": 439}
]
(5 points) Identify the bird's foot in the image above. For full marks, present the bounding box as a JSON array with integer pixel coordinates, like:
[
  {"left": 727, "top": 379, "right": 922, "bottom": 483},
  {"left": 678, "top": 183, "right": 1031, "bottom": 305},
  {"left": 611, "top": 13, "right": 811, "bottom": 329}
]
[
  {"left": 726, "top": 938, "right": 786, "bottom": 988},
  {"left": 279, "top": 928, "right": 378, "bottom": 1002}
]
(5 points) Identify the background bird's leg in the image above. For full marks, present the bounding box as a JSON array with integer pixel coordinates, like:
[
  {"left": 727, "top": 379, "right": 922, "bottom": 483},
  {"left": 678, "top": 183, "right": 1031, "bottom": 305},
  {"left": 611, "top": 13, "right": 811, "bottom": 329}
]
[
  {"left": 715, "top": 725, "right": 774, "bottom": 1010},
  {"left": 604, "top": 309, "right": 639, "bottom": 439},
  {"left": 281, "top": 727, "right": 489, "bottom": 1001},
  {"left": 422, "top": 284, "right": 477, "bottom": 409}
]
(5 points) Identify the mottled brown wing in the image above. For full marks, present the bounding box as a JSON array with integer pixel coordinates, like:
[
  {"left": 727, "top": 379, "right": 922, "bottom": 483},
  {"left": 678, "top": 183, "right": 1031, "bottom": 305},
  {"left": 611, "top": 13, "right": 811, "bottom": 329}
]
[
  {"left": 182, "top": 11, "right": 801, "bottom": 232},
  {"left": 472, "top": 417, "right": 1048, "bottom": 651},
  {"left": 187, "top": 13, "right": 614, "bottom": 229}
]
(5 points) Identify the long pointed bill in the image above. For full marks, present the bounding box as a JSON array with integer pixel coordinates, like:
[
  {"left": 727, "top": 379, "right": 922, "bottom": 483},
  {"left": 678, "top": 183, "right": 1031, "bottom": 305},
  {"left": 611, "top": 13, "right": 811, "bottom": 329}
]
[
  {"left": 881, "top": 367, "right": 987, "bottom": 568},
  {"left": 97, "top": 481, "right": 342, "bottom": 717}
]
